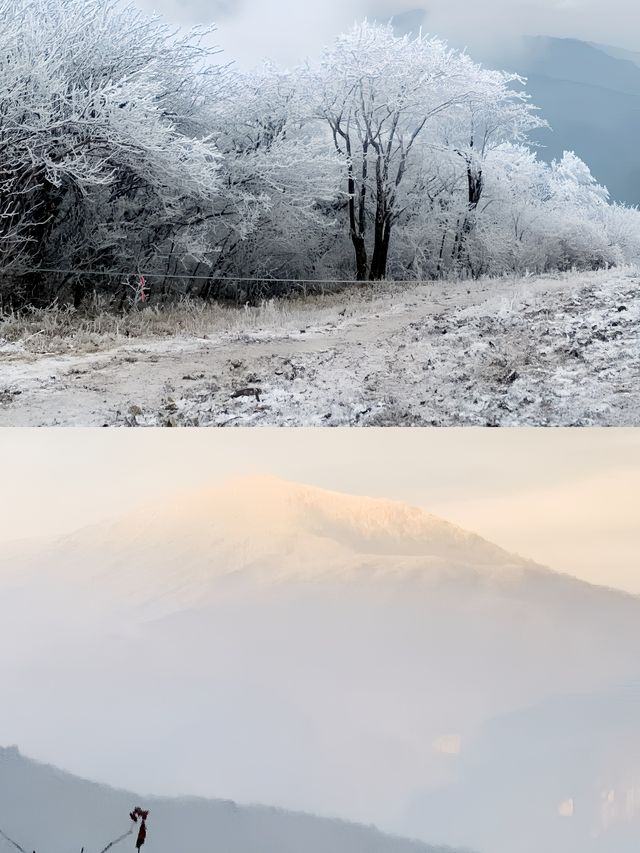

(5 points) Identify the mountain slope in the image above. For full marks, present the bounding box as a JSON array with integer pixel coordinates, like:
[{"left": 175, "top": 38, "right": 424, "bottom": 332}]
[
  {"left": 0, "top": 746, "right": 459, "bottom": 853},
  {"left": 502, "top": 37, "right": 640, "bottom": 205},
  {"left": 593, "top": 43, "right": 640, "bottom": 67},
  {"left": 515, "top": 36, "right": 640, "bottom": 95},
  {"left": 406, "top": 683, "right": 640, "bottom": 853},
  {"left": 3, "top": 474, "right": 538, "bottom": 612},
  {"left": 386, "top": 10, "right": 640, "bottom": 204}
]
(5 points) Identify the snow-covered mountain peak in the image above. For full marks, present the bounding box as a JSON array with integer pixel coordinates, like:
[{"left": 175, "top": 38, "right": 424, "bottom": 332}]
[
  {"left": 1, "top": 477, "right": 540, "bottom": 615},
  {"left": 106, "top": 474, "right": 526, "bottom": 569}
]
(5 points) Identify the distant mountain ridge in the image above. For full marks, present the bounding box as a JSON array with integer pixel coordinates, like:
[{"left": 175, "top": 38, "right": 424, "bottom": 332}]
[
  {"left": 499, "top": 36, "right": 640, "bottom": 205},
  {"left": 386, "top": 10, "right": 640, "bottom": 204},
  {"left": 591, "top": 43, "right": 640, "bottom": 68},
  {"left": 514, "top": 36, "right": 640, "bottom": 96}
]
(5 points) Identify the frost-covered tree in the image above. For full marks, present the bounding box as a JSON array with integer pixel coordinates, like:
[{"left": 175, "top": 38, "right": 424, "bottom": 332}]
[
  {"left": 196, "top": 64, "right": 343, "bottom": 298},
  {"left": 311, "top": 23, "right": 459, "bottom": 280},
  {"left": 390, "top": 139, "right": 637, "bottom": 279},
  {"left": 0, "top": 0, "right": 225, "bottom": 306},
  {"left": 1, "top": 6, "right": 639, "bottom": 307},
  {"left": 447, "top": 145, "right": 622, "bottom": 275},
  {"left": 439, "top": 65, "right": 546, "bottom": 274},
  {"left": 309, "top": 22, "right": 545, "bottom": 280}
]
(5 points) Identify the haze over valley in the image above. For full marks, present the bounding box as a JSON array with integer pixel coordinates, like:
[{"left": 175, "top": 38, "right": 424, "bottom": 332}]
[{"left": 1, "top": 475, "right": 639, "bottom": 853}]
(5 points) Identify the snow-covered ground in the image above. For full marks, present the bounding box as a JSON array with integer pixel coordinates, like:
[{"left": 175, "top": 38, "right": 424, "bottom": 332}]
[{"left": 0, "top": 268, "right": 638, "bottom": 426}]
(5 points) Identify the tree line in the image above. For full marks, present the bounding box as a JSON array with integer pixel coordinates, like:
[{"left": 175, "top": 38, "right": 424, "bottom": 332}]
[{"left": 1, "top": 0, "right": 639, "bottom": 309}]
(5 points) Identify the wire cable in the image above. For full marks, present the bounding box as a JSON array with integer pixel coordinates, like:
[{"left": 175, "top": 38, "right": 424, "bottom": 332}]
[{"left": 3, "top": 266, "right": 439, "bottom": 285}]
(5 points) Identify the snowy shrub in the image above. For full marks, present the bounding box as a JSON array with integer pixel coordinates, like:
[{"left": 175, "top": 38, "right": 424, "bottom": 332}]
[{"left": 0, "top": 0, "right": 224, "bottom": 306}]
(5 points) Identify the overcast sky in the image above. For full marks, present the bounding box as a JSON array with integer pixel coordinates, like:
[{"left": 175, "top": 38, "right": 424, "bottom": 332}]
[
  {"left": 136, "top": 0, "right": 640, "bottom": 67},
  {"left": 2, "top": 428, "right": 639, "bottom": 595}
]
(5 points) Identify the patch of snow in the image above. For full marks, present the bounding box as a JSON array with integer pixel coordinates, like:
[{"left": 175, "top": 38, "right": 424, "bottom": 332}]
[{"left": 1, "top": 269, "right": 638, "bottom": 426}]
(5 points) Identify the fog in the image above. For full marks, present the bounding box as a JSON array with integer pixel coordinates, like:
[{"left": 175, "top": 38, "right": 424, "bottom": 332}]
[
  {"left": 135, "top": 0, "right": 640, "bottom": 65},
  {"left": 1, "top": 474, "right": 640, "bottom": 853}
]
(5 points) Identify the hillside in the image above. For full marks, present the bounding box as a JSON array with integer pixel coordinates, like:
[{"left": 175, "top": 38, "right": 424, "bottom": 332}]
[{"left": 0, "top": 746, "right": 458, "bottom": 853}]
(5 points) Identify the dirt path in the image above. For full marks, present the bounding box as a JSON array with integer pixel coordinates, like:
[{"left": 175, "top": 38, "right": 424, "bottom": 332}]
[{"left": 1, "top": 270, "right": 638, "bottom": 426}]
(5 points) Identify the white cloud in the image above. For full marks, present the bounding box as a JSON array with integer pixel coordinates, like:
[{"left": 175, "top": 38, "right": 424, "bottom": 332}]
[{"left": 135, "top": 0, "right": 640, "bottom": 64}]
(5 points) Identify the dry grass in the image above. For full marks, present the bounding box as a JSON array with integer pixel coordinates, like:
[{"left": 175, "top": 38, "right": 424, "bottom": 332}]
[
  {"left": 0, "top": 282, "right": 423, "bottom": 355},
  {"left": 0, "top": 297, "right": 320, "bottom": 355},
  {"left": 0, "top": 268, "right": 618, "bottom": 357}
]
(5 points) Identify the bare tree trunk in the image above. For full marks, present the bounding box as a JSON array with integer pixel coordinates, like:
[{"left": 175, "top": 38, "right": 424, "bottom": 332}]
[
  {"left": 369, "top": 220, "right": 385, "bottom": 279},
  {"left": 347, "top": 139, "right": 368, "bottom": 281},
  {"left": 467, "top": 166, "right": 483, "bottom": 210},
  {"left": 369, "top": 159, "right": 390, "bottom": 280},
  {"left": 437, "top": 227, "right": 448, "bottom": 276},
  {"left": 352, "top": 233, "right": 368, "bottom": 281},
  {"left": 457, "top": 165, "right": 483, "bottom": 272},
  {"left": 369, "top": 218, "right": 392, "bottom": 280}
]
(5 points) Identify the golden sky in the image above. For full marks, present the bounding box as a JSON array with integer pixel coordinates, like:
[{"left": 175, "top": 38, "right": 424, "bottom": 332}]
[{"left": 1, "top": 428, "right": 638, "bottom": 594}]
